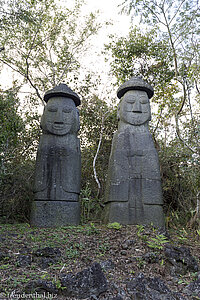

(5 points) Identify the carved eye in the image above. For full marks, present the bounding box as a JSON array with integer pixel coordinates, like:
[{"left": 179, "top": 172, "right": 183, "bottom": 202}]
[
  {"left": 126, "top": 97, "right": 136, "bottom": 103},
  {"left": 48, "top": 106, "right": 57, "bottom": 112},
  {"left": 63, "top": 108, "right": 72, "bottom": 113},
  {"left": 140, "top": 97, "right": 148, "bottom": 104}
]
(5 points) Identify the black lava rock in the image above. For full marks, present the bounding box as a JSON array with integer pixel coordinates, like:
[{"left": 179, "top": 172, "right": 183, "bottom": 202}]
[
  {"left": 184, "top": 278, "right": 200, "bottom": 298},
  {"left": 24, "top": 279, "right": 58, "bottom": 294},
  {"left": 33, "top": 247, "right": 61, "bottom": 268},
  {"left": 164, "top": 245, "right": 199, "bottom": 276},
  {"left": 143, "top": 252, "right": 159, "bottom": 263},
  {"left": 17, "top": 254, "right": 32, "bottom": 267},
  {"left": 60, "top": 262, "right": 108, "bottom": 298},
  {"left": 100, "top": 259, "right": 115, "bottom": 271},
  {"left": 33, "top": 247, "right": 61, "bottom": 258},
  {"left": 126, "top": 273, "right": 187, "bottom": 300}
]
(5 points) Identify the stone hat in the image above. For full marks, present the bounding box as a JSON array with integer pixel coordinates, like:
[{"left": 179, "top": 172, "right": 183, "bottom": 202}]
[
  {"left": 117, "top": 77, "right": 154, "bottom": 99},
  {"left": 44, "top": 83, "right": 81, "bottom": 106}
]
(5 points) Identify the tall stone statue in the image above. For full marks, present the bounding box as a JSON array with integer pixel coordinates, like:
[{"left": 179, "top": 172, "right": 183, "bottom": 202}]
[
  {"left": 103, "top": 77, "right": 165, "bottom": 227},
  {"left": 31, "top": 84, "right": 81, "bottom": 227}
]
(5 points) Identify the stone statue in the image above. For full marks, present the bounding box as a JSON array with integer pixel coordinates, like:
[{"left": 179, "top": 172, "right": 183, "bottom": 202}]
[
  {"left": 31, "top": 83, "right": 81, "bottom": 227},
  {"left": 103, "top": 77, "right": 165, "bottom": 227}
]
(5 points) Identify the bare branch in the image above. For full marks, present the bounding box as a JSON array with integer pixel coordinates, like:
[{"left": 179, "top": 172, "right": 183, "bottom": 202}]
[
  {"left": 195, "top": 79, "right": 200, "bottom": 95},
  {"left": 24, "top": 25, "right": 44, "bottom": 104},
  {"left": 58, "top": 26, "right": 100, "bottom": 83},
  {"left": 169, "top": 0, "right": 186, "bottom": 25},
  {"left": 93, "top": 111, "right": 109, "bottom": 197},
  {"left": 186, "top": 79, "right": 194, "bottom": 124},
  {"left": 57, "top": 50, "right": 81, "bottom": 84},
  {"left": 175, "top": 114, "right": 196, "bottom": 153},
  {"left": 48, "top": 46, "right": 56, "bottom": 86},
  {"left": 0, "top": 59, "right": 24, "bottom": 77},
  {"left": 145, "top": 3, "right": 166, "bottom": 26},
  {"left": 177, "top": 81, "right": 187, "bottom": 116},
  {"left": 153, "top": 108, "right": 163, "bottom": 136},
  {"left": 25, "top": 59, "right": 44, "bottom": 104},
  {"left": 161, "top": 6, "right": 179, "bottom": 77}
]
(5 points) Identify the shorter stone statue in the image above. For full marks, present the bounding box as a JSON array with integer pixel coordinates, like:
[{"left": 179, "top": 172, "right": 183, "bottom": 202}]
[
  {"left": 103, "top": 77, "right": 164, "bottom": 227},
  {"left": 31, "top": 83, "right": 81, "bottom": 227}
]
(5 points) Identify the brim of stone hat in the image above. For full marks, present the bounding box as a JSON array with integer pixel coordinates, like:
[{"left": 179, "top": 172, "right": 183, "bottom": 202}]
[
  {"left": 117, "top": 78, "right": 154, "bottom": 99},
  {"left": 44, "top": 84, "right": 81, "bottom": 106}
]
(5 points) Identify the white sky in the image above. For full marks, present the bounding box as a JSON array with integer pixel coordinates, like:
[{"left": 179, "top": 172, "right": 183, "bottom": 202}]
[
  {"left": 0, "top": 0, "right": 132, "bottom": 103},
  {"left": 79, "top": 0, "right": 132, "bottom": 101}
]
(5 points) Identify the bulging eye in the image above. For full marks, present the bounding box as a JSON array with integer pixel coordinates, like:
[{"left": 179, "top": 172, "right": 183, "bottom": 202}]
[
  {"left": 140, "top": 97, "right": 148, "bottom": 104},
  {"left": 63, "top": 108, "right": 72, "bottom": 113},
  {"left": 48, "top": 106, "right": 57, "bottom": 112},
  {"left": 126, "top": 98, "right": 136, "bottom": 103}
]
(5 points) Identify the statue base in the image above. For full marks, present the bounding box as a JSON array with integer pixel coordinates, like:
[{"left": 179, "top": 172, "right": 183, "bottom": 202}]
[
  {"left": 103, "top": 202, "right": 165, "bottom": 228},
  {"left": 30, "top": 200, "right": 80, "bottom": 227}
]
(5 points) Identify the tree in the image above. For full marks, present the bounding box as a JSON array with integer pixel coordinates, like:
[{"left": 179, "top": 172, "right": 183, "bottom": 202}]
[
  {"left": 0, "top": 0, "right": 100, "bottom": 103},
  {"left": 105, "top": 28, "right": 179, "bottom": 136},
  {"left": 120, "top": 0, "right": 200, "bottom": 152},
  {"left": 79, "top": 84, "right": 118, "bottom": 222},
  {"left": 0, "top": 86, "right": 40, "bottom": 221}
]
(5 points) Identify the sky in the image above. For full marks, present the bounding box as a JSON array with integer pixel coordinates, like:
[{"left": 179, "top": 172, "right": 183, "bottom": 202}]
[
  {"left": 0, "top": 0, "right": 132, "bottom": 103},
  {"left": 79, "top": 0, "right": 132, "bottom": 101},
  {"left": 83, "top": 0, "right": 131, "bottom": 27}
]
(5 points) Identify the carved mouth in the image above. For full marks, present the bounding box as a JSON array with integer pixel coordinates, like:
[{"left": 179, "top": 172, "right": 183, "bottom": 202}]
[
  {"left": 52, "top": 124, "right": 72, "bottom": 132},
  {"left": 126, "top": 110, "right": 147, "bottom": 113},
  {"left": 53, "top": 124, "right": 64, "bottom": 130}
]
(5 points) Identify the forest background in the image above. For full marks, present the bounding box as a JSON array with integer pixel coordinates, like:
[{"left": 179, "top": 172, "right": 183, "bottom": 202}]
[{"left": 0, "top": 0, "right": 199, "bottom": 228}]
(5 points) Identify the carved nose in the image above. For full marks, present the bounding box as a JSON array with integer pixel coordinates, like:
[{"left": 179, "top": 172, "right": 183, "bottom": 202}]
[
  {"left": 54, "top": 109, "right": 63, "bottom": 123},
  {"left": 132, "top": 101, "right": 142, "bottom": 113}
]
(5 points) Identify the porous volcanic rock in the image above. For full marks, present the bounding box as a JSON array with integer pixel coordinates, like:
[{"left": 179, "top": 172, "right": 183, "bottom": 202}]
[
  {"left": 164, "top": 245, "right": 199, "bottom": 276},
  {"left": 60, "top": 262, "right": 108, "bottom": 298},
  {"left": 126, "top": 273, "right": 187, "bottom": 300}
]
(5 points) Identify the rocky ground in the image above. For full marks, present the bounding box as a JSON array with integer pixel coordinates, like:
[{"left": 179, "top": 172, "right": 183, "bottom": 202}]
[{"left": 0, "top": 222, "right": 200, "bottom": 299}]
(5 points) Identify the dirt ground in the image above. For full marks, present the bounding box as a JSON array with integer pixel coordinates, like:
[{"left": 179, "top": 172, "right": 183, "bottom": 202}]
[{"left": 0, "top": 222, "right": 199, "bottom": 299}]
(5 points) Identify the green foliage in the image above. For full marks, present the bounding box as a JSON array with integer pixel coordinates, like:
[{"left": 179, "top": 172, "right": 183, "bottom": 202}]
[
  {"left": 80, "top": 184, "right": 95, "bottom": 223},
  {"left": 159, "top": 139, "right": 200, "bottom": 220},
  {"left": 107, "top": 222, "right": 122, "bottom": 230},
  {"left": 106, "top": 27, "right": 175, "bottom": 87},
  {"left": 79, "top": 91, "right": 118, "bottom": 221},
  {"left": 97, "top": 241, "right": 110, "bottom": 257},
  {"left": 178, "top": 276, "right": 190, "bottom": 285},
  {"left": 136, "top": 224, "right": 145, "bottom": 237},
  {"left": 136, "top": 257, "right": 146, "bottom": 269},
  {"left": 136, "top": 225, "right": 148, "bottom": 241},
  {"left": 0, "top": 88, "right": 24, "bottom": 148},
  {"left": 0, "top": 87, "right": 38, "bottom": 222},
  {"left": 0, "top": 0, "right": 101, "bottom": 100},
  {"left": 85, "top": 223, "right": 100, "bottom": 235},
  {"left": 53, "top": 279, "right": 66, "bottom": 290},
  {"left": 80, "top": 184, "right": 103, "bottom": 224},
  {"left": 146, "top": 234, "right": 169, "bottom": 250},
  {"left": 65, "top": 246, "right": 79, "bottom": 259}
]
